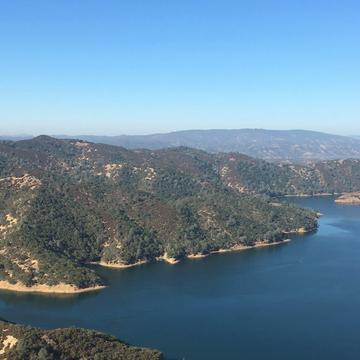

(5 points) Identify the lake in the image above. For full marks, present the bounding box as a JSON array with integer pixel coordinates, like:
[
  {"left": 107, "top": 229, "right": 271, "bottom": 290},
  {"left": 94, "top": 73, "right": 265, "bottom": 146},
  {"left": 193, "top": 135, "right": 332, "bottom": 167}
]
[{"left": 1, "top": 196, "right": 360, "bottom": 359}]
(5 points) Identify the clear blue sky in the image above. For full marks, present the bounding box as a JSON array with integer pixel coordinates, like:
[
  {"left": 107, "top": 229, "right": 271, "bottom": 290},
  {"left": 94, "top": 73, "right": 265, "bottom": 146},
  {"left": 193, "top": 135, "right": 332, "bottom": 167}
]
[{"left": 0, "top": 0, "right": 359, "bottom": 135}]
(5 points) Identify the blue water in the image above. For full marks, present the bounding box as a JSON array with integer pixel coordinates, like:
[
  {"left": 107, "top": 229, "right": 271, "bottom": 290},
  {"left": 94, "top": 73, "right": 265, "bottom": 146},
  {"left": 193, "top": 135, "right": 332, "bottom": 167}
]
[{"left": 1, "top": 197, "right": 360, "bottom": 359}]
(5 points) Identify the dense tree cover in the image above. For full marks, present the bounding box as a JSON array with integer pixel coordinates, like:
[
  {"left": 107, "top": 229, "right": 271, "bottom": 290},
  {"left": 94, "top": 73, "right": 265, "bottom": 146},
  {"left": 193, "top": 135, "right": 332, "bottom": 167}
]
[
  {"left": 220, "top": 155, "right": 360, "bottom": 196},
  {"left": 0, "top": 320, "right": 163, "bottom": 359},
  {"left": 6, "top": 136, "right": 359, "bottom": 289},
  {"left": 152, "top": 170, "right": 201, "bottom": 200},
  {"left": 101, "top": 208, "right": 163, "bottom": 264}
]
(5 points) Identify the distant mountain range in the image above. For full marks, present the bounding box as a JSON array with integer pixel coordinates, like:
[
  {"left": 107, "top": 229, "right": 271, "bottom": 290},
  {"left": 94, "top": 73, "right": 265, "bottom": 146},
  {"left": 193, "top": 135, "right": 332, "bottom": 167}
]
[
  {"left": 61, "top": 129, "right": 360, "bottom": 161},
  {"left": 2, "top": 129, "right": 360, "bottom": 161},
  {"left": 0, "top": 135, "right": 32, "bottom": 141}
]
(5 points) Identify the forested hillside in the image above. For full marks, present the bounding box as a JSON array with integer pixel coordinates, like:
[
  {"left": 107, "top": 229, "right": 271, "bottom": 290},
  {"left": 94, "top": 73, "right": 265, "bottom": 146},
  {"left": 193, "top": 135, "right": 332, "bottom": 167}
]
[
  {"left": 218, "top": 153, "right": 360, "bottom": 196},
  {"left": 3, "top": 136, "right": 360, "bottom": 291},
  {"left": 0, "top": 319, "right": 162, "bottom": 359}
]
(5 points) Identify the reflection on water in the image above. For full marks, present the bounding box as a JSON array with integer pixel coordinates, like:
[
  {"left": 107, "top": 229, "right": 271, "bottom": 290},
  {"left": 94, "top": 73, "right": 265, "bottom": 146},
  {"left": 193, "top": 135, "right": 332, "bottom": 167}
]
[{"left": 0, "top": 288, "right": 99, "bottom": 307}]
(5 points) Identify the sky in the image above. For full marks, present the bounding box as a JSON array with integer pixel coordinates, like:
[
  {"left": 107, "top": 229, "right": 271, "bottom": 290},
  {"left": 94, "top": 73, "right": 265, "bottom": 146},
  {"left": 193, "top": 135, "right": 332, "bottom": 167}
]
[{"left": 0, "top": 0, "right": 359, "bottom": 136}]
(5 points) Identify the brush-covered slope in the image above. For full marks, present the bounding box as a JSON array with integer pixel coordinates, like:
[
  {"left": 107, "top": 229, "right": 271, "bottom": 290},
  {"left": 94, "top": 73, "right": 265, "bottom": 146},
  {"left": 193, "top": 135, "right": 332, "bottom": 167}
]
[
  {"left": 217, "top": 153, "right": 360, "bottom": 196},
  {"left": 69, "top": 129, "right": 360, "bottom": 161},
  {"left": 0, "top": 319, "right": 162, "bottom": 359},
  {"left": 0, "top": 136, "right": 320, "bottom": 291}
]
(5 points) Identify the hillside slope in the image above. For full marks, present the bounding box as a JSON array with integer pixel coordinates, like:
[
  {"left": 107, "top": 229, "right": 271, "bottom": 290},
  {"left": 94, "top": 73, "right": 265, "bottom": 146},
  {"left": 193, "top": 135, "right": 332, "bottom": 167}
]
[
  {"left": 0, "top": 319, "right": 162, "bottom": 359},
  {"left": 0, "top": 136, "right": 321, "bottom": 292},
  {"left": 68, "top": 129, "right": 360, "bottom": 161},
  {"left": 217, "top": 153, "right": 360, "bottom": 196}
]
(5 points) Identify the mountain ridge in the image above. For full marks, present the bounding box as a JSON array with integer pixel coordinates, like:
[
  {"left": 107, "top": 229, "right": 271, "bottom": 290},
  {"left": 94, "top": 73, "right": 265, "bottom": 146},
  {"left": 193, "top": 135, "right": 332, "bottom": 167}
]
[
  {"left": 59, "top": 129, "right": 360, "bottom": 161},
  {"left": 3, "top": 129, "right": 360, "bottom": 161}
]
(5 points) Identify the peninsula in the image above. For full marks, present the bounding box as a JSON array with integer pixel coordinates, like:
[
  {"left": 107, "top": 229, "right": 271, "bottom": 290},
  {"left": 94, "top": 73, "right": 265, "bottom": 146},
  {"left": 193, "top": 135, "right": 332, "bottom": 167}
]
[{"left": 3, "top": 136, "right": 360, "bottom": 293}]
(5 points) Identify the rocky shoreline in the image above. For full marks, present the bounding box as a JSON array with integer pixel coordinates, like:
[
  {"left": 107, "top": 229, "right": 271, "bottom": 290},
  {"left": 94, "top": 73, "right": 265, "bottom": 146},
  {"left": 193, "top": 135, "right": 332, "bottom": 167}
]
[
  {"left": 0, "top": 281, "right": 105, "bottom": 295},
  {"left": 335, "top": 192, "right": 360, "bottom": 205},
  {"left": 0, "top": 229, "right": 312, "bottom": 295},
  {"left": 97, "top": 238, "right": 295, "bottom": 270}
]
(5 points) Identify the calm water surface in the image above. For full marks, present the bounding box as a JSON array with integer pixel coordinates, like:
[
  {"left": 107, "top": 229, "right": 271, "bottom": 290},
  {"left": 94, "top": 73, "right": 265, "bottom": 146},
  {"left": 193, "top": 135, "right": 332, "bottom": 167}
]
[{"left": 2, "top": 197, "right": 360, "bottom": 359}]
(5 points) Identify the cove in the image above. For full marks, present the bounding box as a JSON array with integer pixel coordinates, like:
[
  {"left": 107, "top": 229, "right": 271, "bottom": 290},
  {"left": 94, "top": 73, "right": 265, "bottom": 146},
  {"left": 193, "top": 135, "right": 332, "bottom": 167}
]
[{"left": 1, "top": 196, "right": 360, "bottom": 359}]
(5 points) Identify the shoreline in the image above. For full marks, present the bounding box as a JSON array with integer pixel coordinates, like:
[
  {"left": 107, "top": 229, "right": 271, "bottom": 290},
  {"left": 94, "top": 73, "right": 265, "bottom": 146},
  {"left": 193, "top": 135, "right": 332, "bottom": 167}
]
[
  {"left": 156, "top": 253, "right": 180, "bottom": 265},
  {"left": 93, "top": 253, "right": 181, "bottom": 269},
  {"left": 93, "top": 260, "right": 148, "bottom": 269},
  {"left": 284, "top": 193, "right": 338, "bottom": 198},
  {"left": 188, "top": 239, "right": 292, "bottom": 259},
  {"left": 209, "top": 239, "right": 292, "bottom": 255},
  {"left": 0, "top": 281, "right": 106, "bottom": 295},
  {"left": 284, "top": 191, "right": 360, "bottom": 206},
  {"left": 334, "top": 192, "right": 360, "bottom": 205},
  {"left": 0, "top": 229, "right": 311, "bottom": 294},
  {"left": 96, "top": 238, "right": 293, "bottom": 269}
]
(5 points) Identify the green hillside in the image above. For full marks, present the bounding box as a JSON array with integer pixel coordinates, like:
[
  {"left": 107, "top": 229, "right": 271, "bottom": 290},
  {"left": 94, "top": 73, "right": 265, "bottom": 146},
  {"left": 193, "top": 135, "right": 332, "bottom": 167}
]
[
  {"left": 6, "top": 136, "right": 360, "bottom": 290},
  {"left": 0, "top": 319, "right": 162, "bottom": 359}
]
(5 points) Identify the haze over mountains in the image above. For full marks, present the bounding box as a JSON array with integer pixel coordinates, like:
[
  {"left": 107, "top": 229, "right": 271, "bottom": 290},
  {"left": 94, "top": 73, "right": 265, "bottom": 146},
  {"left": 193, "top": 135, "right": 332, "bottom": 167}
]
[
  {"left": 62, "top": 129, "right": 360, "bottom": 161},
  {"left": 3, "top": 129, "right": 360, "bottom": 161}
]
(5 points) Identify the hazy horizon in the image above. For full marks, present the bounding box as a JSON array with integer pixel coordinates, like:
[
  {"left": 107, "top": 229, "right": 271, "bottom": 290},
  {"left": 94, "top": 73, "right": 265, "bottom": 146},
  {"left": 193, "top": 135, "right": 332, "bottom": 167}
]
[{"left": 1, "top": 128, "right": 360, "bottom": 138}]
